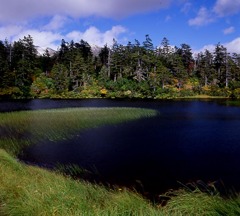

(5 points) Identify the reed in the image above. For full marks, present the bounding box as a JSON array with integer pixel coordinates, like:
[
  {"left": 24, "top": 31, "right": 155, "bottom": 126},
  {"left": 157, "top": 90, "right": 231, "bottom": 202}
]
[{"left": 0, "top": 107, "right": 157, "bottom": 155}]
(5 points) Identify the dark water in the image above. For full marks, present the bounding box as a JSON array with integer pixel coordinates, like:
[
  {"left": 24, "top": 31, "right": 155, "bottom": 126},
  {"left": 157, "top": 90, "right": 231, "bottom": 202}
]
[{"left": 1, "top": 99, "right": 240, "bottom": 199}]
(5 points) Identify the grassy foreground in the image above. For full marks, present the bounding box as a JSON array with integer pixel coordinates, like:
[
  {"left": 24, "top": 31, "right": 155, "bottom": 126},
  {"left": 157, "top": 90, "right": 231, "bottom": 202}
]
[
  {"left": 1, "top": 149, "right": 240, "bottom": 215},
  {"left": 0, "top": 149, "right": 160, "bottom": 215},
  {"left": 1, "top": 107, "right": 240, "bottom": 215}
]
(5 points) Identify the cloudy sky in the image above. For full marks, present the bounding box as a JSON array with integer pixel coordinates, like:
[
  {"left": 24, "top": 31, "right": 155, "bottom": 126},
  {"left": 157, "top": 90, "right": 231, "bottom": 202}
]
[{"left": 0, "top": 0, "right": 240, "bottom": 54}]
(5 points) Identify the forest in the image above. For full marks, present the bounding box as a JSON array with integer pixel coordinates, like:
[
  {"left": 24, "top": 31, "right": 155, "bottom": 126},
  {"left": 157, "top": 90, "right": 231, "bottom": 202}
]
[{"left": 0, "top": 34, "right": 240, "bottom": 99}]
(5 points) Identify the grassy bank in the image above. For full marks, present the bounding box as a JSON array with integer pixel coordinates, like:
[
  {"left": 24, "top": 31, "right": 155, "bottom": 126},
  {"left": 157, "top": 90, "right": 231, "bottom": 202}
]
[
  {"left": 0, "top": 149, "right": 162, "bottom": 215},
  {"left": 1, "top": 107, "right": 240, "bottom": 215},
  {"left": 1, "top": 149, "right": 240, "bottom": 215},
  {"left": 177, "top": 94, "right": 228, "bottom": 99}
]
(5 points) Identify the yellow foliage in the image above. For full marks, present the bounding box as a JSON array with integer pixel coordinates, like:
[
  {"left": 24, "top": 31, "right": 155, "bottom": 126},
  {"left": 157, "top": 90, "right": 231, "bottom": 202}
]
[
  {"left": 124, "top": 90, "right": 132, "bottom": 96},
  {"left": 202, "top": 85, "right": 211, "bottom": 92},
  {"left": 100, "top": 88, "right": 107, "bottom": 95}
]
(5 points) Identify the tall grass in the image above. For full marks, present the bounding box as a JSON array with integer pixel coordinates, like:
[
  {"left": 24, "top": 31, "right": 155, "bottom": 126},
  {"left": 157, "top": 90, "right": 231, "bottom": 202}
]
[
  {"left": 0, "top": 149, "right": 162, "bottom": 216},
  {"left": 1, "top": 148, "right": 240, "bottom": 215},
  {"left": 0, "top": 107, "right": 157, "bottom": 155}
]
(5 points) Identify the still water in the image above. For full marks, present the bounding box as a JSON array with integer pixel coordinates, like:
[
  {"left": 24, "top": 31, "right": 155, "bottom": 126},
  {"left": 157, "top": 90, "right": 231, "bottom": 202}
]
[{"left": 1, "top": 99, "right": 240, "bottom": 198}]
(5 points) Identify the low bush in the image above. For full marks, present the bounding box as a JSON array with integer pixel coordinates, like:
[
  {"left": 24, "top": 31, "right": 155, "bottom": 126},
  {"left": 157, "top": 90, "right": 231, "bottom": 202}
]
[
  {"left": 209, "top": 86, "right": 231, "bottom": 97},
  {"left": 230, "top": 88, "right": 240, "bottom": 99}
]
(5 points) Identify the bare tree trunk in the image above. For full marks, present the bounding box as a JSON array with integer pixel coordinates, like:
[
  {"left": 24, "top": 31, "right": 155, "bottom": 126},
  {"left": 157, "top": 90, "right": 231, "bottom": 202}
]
[
  {"left": 205, "top": 75, "right": 208, "bottom": 87},
  {"left": 225, "top": 54, "right": 229, "bottom": 87},
  {"left": 118, "top": 68, "right": 122, "bottom": 79},
  {"left": 107, "top": 49, "right": 111, "bottom": 78}
]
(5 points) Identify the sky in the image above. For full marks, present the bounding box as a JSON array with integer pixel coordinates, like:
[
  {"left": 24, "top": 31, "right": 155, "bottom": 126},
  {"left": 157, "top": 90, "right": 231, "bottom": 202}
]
[{"left": 0, "top": 0, "right": 240, "bottom": 55}]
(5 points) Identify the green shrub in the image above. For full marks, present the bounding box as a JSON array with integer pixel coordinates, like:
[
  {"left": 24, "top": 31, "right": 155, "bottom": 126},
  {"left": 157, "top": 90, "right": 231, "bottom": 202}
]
[
  {"left": 229, "top": 81, "right": 240, "bottom": 90},
  {"left": 179, "top": 89, "right": 195, "bottom": 97},
  {"left": 231, "top": 88, "right": 240, "bottom": 99},
  {"left": 154, "top": 87, "right": 178, "bottom": 99},
  {"left": 0, "top": 87, "right": 23, "bottom": 99},
  {"left": 209, "top": 86, "right": 231, "bottom": 97}
]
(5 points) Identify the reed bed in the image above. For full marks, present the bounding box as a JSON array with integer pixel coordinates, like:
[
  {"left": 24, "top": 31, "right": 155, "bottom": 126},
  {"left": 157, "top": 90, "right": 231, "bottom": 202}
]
[{"left": 0, "top": 107, "right": 157, "bottom": 155}]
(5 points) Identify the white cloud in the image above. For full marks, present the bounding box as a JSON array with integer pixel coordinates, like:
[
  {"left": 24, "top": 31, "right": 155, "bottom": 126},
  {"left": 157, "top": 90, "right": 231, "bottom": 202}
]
[
  {"left": 0, "top": 25, "right": 23, "bottom": 41},
  {"left": 43, "top": 15, "right": 70, "bottom": 31},
  {"left": 193, "top": 37, "right": 240, "bottom": 55},
  {"left": 214, "top": 0, "right": 240, "bottom": 16},
  {"left": 12, "top": 30, "right": 63, "bottom": 50},
  {"left": 0, "top": 22, "right": 127, "bottom": 49},
  {"left": 188, "top": 7, "right": 215, "bottom": 26},
  {"left": 0, "top": 0, "right": 172, "bottom": 23},
  {"left": 181, "top": 2, "right": 192, "bottom": 14},
  {"left": 66, "top": 25, "right": 127, "bottom": 47},
  {"left": 224, "top": 38, "right": 240, "bottom": 53},
  {"left": 189, "top": 1, "right": 240, "bottom": 28},
  {"left": 165, "top": 15, "right": 172, "bottom": 22},
  {"left": 223, "top": 26, "right": 235, "bottom": 35},
  {"left": 192, "top": 44, "right": 216, "bottom": 57}
]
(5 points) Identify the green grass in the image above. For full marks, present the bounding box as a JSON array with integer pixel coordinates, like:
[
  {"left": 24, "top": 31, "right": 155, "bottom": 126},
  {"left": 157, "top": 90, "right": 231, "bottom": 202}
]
[
  {"left": 178, "top": 94, "right": 228, "bottom": 99},
  {"left": 1, "top": 149, "right": 240, "bottom": 215},
  {"left": 1, "top": 107, "right": 240, "bottom": 215},
  {"left": 0, "top": 107, "right": 157, "bottom": 155},
  {"left": 0, "top": 149, "right": 162, "bottom": 216}
]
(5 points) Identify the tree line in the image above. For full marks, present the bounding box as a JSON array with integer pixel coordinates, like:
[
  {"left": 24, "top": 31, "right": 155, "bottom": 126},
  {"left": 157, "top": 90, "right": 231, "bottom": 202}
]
[{"left": 0, "top": 34, "right": 240, "bottom": 99}]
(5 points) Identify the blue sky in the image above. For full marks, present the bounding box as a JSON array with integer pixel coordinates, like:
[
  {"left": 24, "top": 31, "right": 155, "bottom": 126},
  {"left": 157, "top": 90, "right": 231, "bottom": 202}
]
[{"left": 0, "top": 0, "right": 240, "bottom": 54}]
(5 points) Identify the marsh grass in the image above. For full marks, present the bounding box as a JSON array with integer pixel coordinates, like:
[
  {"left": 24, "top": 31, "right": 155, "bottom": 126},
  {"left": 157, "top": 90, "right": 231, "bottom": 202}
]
[{"left": 0, "top": 107, "right": 157, "bottom": 155}]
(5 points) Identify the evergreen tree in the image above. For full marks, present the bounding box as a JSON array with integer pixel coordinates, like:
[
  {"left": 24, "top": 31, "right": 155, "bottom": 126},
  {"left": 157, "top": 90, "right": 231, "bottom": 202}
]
[
  {"left": 177, "top": 43, "right": 194, "bottom": 75},
  {"left": 196, "top": 49, "right": 216, "bottom": 86},
  {"left": 133, "top": 39, "right": 145, "bottom": 82},
  {"left": 51, "top": 63, "right": 68, "bottom": 93},
  {"left": 160, "top": 37, "right": 171, "bottom": 57},
  {"left": 58, "top": 39, "right": 69, "bottom": 61},
  {"left": 214, "top": 43, "right": 227, "bottom": 85},
  {"left": 7, "top": 35, "right": 39, "bottom": 96},
  {"left": 111, "top": 39, "right": 126, "bottom": 81},
  {"left": 99, "top": 44, "right": 110, "bottom": 79},
  {"left": 14, "top": 59, "right": 33, "bottom": 96},
  {"left": 20, "top": 35, "right": 38, "bottom": 63},
  {"left": 149, "top": 60, "right": 171, "bottom": 90},
  {"left": 39, "top": 49, "right": 54, "bottom": 76},
  {"left": 143, "top": 34, "right": 154, "bottom": 51},
  {"left": 142, "top": 34, "right": 154, "bottom": 74},
  {"left": 232, "top": 53, "right": 240, "bottom": 81},
  {"left": 0, "top": 40, "right": 9, "bottom": 87},
  {"left": 99, "top": 44, "right": 109, "bottom": 67},
  {"left": 70, "top": 54, "right": 89, "bottom": 90},
  {"left": 171, "top": 52, "right": 188, "bottom": 88}
]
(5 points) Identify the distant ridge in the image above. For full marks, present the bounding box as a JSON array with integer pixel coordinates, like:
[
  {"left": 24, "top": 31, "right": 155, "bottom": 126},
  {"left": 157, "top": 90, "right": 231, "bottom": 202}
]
[
  {"left": 35, "top": 44, "right": 102, "bottom": 57},
  {"left": 35, "top": 46, "right": 57, "bottom": 56}
]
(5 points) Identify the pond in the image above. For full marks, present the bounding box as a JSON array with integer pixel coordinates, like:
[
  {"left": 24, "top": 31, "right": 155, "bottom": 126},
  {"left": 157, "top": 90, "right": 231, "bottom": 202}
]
[{"left": 1, "top": 99, "right": 240, "bottom": 199}]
